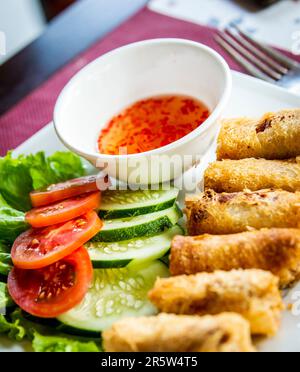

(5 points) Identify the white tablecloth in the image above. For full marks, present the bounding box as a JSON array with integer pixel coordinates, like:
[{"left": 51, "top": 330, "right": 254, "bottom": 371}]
[{"left": 149, "top": 0, "right": 300, "bottom": 53}]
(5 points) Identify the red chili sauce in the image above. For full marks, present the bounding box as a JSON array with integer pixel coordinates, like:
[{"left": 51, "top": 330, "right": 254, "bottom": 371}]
[{"left": 98, "top": 95, "right": 210, "bottom": 155}]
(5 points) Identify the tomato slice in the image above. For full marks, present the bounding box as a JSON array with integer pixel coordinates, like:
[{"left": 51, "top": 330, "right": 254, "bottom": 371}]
[
  {"left": 12, "top": 211, "right": 103, "bottom": 270},
  {"left": 8, "top": 247, "right": 93, "bottom": 318},
  {"left": 30, "top": 175, "right": 110, "bottom": 208},
  {"left": 26, "top": 192, "right": 101, "bottom": 228}
]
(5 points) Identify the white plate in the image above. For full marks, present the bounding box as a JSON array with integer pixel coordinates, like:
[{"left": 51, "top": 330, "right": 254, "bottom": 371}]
[{"left": 2, "top": 71, "right": 300, "bottom": 352}]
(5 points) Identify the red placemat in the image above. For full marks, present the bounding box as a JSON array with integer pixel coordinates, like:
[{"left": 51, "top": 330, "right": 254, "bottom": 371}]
[{"left": 0, "top": 7, "right": 299, "bottom": 156}]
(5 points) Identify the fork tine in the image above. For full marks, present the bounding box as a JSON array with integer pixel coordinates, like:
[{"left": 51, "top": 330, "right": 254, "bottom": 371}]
[
  {"left": 232, "top": 24, "right": 300, "bottom": 69},
  {"left": 219, "top": 32, "right": 282, "bottom": 80},
  {"left": 215, "top": 35, "right": 276, "bottom": 83},
  {"left": 226, "top": 27, "right": 288, "bottom": 75}
]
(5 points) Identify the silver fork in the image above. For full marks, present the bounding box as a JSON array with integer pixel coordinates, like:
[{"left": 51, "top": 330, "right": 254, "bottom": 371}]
[{"left": 215, "top": 24, "right": 300, "bottom": 94}]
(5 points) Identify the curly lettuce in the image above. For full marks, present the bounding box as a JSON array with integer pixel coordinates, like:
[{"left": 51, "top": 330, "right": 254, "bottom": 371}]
[
  {"left": 0, "top": 314, "right": 26, "bottom": 342},
  {"left": 4, "top": 309, "right": 100, "bottom": 352},
  {"left": 0, "top": 241, "right": 12, "bottom": 276},
  {"left": 0, "top": 252, "right": 12, "bottom": 277},
  {"left": 26, "top": 152, "right": 85, "bottom": 191},
  {"left": 0, "top": 282, "right": 14, "bottom": 310},
  {"left": 0, "top": 311, "right": 100, "bottom": 351},
  {"left": 0, "top": 151, "right": 85, "bottom": 245},
  {"left": 0, "top": 195, "right": 28, "bottom": 245},
  {"left": 0, "top": 151, "right": 85, "bottom": 212},
  {"left": 32, "top": 332, "right": 100, "bottom": 352},
  {"left": 0, "top": 155, "right": 33, "bottom": 212}
]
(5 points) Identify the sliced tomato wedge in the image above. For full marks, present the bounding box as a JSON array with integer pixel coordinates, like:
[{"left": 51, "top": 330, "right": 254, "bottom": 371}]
[
  {"left": 8, "top": 247, "right": 93, "bottom": 318},
  {"left": 30, "top": 175, "right": 110, "bottom": 208},
  {"left": 12, "top": 211, "right": 103, "bottom": 270},
  {"left": 26, "top": 192, "right": 101, "bottom": 228}
]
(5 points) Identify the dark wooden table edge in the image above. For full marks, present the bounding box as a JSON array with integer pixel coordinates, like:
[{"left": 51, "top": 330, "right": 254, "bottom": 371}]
[{"left": 0, "top": 0, "right": 149, "bottom": 117}]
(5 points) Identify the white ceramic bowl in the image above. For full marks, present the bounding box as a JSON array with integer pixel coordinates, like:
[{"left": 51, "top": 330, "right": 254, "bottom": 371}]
[{"left": 54, "top": 39, "right": 232, "bottom": 185}]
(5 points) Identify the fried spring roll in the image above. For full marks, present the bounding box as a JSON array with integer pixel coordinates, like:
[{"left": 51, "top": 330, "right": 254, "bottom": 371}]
[
  {"left": 170, "top": 228, "right": 300, "bottom": 288},
  {"left": 149, "top": 269, "right": 284, "bottom": 336},
  {"left": 103, "top": 313, "right": 255, "bottom": 352},
  {"left": 204, "top": 158, "right": 300, "bottom": 193},
  {"left": 217, "top": 109, "right": 300, "bottom": 160},
  {"left": 186, "top": 189, "right": 300, "bottom": 235}
]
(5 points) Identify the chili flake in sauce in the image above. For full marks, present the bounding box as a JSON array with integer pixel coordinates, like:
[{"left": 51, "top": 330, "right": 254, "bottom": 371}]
[{"left": 98, "top": 95, "right": 210, "bottom": 155}]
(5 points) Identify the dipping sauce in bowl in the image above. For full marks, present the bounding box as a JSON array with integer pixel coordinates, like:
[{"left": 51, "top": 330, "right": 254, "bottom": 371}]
[{"left": 98, "top": 95, "right": 210, "bottom": 155}]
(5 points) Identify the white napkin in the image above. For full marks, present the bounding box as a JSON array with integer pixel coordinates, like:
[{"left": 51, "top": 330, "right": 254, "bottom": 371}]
[{"left": 149, "top": 0, "right": 300, "bottom": 53}]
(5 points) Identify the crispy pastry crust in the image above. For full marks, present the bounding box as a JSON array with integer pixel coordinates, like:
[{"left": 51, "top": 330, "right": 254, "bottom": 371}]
[
  {"left": 170, "top": 228, "right": 300, "bottom": 288},
  {"left": 149, "top": 269, "right": 284, "bottom": 336},
  {"left": 186, "top": 189, "right": 300, "bottom": 235},
  {"left": 204, "top": 158, "right": 300, "bottom": 193},
  {"left": 103, "top": 313, "right": 255, "bottom": 352},
  {"left": 217, "top": 109, "right": 300, "bottom": 160}
]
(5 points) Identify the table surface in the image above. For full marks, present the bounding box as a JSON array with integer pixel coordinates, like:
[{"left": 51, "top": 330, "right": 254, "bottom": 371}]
[{"left": 0, "top": 0, "right": 149, "bottom": 116}]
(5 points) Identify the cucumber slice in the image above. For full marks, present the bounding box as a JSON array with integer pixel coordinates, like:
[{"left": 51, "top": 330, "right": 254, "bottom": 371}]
[
  {"left": 85, "top": 225, "right": 183, "bottom": 268},
  {"left": 93, "top": 204, "right": 183, "bottom": 243},
  {"left": 99, "top": 188, "right": 179, "bottom": 219},
  {"left": 57, "top": 261, "right": 169, "bottom": 335},
  {"left": 0, "top": 282, "right": 14, "bottom": 310}
]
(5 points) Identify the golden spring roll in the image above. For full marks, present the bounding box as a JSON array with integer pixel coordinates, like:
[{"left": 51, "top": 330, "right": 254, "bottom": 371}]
[
  {"left": 186, "top": 189, "right": 300, "bottom": 235},
  {"left": 204, "top": 158, "right": 300, "bottom": 193},
  {"left": 170, "top": 228, "right": 300, "bottom": 288},
  {"left": 103, "top": 313, "right": 255, "bottom": 352},
  {"left": 217, "top": 109, "right": 300, "bottom": 160},
  {"left": 149, "top": 269, "right": 284, "bottom": 336}
]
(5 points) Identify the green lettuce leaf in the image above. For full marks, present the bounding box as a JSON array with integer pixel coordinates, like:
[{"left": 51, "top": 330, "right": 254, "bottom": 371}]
[
  {"left": 0, "top": 194, "right": 28, "bottom": 245},
  {"left": 0, "top": 282, "right": 14, "bottom": 309},
  {"left": 0, "top": 153, "right": 33, "bottom": 211},
  {"left": 32, "top": 332, "right": 100, "bottom": 352},
  {"left": 0, "top": 151, "right": 85, "bottom": 212},
  {"left": 0, "top": 241, "right": 10, "bottom": 253},
  {"left": 0, "top": 241, "right": 12, "bottom": 276},
  {"left": 0, "top": 252, "right": 12, "bottom": 276},
  {"left": 46, "top": 152, "right": 85, "bottom": 186},
  {"left": 10, "top": 309, "right": 56, "bottom": 340},
  {"left": 9, "top": 309, "right": 101, "bottom": 352},
  {"left": 0, "top": 314, "right": 26, "bottom": 341},
  {"left": 25, "top": 152, "right": 85, "bottom": 191}
]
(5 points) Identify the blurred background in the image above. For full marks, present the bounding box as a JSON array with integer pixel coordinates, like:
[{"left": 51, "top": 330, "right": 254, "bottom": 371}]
[
  {"left": 0, "top": 0, "right": 77, "bottom": 63},
  {"left": 1, "top": 0, "right": 299, "bottom": 65},
  {"left": 0, "top": 0, "right": 300, "bottom": 154}
]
